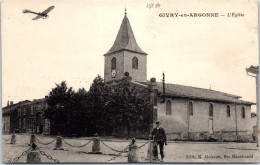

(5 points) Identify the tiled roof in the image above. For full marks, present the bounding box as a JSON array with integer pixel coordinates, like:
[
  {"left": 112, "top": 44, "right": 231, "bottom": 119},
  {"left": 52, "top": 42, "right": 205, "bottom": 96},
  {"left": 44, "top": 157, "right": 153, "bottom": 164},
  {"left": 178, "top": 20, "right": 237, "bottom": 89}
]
[
  {"left": 104, "top": 14, "right": 147, "bottom": 56},
  {"left": 2, "top": 98, "right": 46, "bottom": 115},
  {"left": 138, "top": 81, "right": 254, "bottom": 105},
  {"left": 2, "top": 100, "right": 30, "bottom": 115}
]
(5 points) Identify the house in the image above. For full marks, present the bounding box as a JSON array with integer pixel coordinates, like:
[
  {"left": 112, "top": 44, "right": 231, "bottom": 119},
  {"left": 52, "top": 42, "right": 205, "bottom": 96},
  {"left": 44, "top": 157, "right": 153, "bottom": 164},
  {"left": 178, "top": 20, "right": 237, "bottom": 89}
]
[{"left": 2, "top": 98, "right": 50, "bottom": 134}]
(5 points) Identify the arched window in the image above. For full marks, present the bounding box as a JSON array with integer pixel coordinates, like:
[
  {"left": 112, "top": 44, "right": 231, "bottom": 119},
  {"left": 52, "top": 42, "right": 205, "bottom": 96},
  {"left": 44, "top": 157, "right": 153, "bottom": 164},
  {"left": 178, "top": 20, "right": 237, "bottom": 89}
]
[
  {"left": 132, "top": 57, "right": 138, "bottom": 69},
  {"left": 188, "top": 102, "right": 193, "bottom": 116},
  {"left": 241, "top": 107, "right": 245, "bottom": 118},
  {"left": 209, "top": 104, "right": 213, "bottom": 117},
  {"left": 166, "top": 100, "right": 172, "bottom": 115},
  {"left": 111, "top": 57, "right": 116, "bottom": 70},
  {"left": 227, "top": 105, "right": 231, "bottom": 117}
]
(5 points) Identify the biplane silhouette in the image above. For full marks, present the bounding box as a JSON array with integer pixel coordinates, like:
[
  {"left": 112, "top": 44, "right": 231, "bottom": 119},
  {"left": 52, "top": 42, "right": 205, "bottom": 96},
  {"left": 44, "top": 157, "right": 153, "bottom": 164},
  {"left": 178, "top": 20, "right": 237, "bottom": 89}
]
[{"left": 23, "top": 6, "right": 55, "bottom": 20}]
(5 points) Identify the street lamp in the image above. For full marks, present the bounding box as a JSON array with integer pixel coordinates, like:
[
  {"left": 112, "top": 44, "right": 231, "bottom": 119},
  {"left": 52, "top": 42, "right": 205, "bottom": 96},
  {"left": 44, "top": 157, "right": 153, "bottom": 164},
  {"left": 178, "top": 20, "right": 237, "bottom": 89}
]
[{"left": 246, "top": 65, "right": 259, "bottom": 147}]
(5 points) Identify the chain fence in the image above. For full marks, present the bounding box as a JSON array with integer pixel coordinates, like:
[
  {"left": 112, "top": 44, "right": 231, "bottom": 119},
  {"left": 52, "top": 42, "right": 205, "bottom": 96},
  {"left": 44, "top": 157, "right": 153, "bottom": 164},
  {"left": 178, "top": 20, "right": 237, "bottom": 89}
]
[
  {"left": 37, "top": 147, "right": 60, "bottom": 163},
  {"left": 2, "top": 136, "right": 12, "bottom": 142},
  {"left": 102, "top": 139, "right": 150, "bottom": 162},
  {"left": 5, "top": 134, "right": 150, "bottom": 163},
  {"left": 137, "top": 140, "right": 150, "bottom": 149},
  {"left": 35, "top": 136, "right": 56, "bottom": 145},
  {"left": 62, "top": 138, "right": 93, "bottom": 148},
  {"left": 100, "top": 140, "right": 129, "bottom": 153},
  {"left": 12, "top": 147, "right": 32, "bottom": 163}
]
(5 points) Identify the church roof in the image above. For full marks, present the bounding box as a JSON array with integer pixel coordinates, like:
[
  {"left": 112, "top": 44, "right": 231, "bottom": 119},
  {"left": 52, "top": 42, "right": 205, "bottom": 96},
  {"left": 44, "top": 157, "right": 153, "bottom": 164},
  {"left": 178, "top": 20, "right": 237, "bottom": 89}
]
[
  {"left": 105, "top": 13, "right": 147, "bottom": 56},
  {"left": 137, "top": 81, "right": 254, "bottom": 105}
]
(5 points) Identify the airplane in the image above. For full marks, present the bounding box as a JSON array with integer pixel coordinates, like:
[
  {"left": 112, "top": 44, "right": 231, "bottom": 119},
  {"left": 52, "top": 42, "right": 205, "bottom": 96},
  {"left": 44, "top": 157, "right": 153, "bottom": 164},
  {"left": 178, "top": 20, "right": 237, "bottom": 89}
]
[{"left": 23, "top": 6, "right": 55, "bottom": 20}]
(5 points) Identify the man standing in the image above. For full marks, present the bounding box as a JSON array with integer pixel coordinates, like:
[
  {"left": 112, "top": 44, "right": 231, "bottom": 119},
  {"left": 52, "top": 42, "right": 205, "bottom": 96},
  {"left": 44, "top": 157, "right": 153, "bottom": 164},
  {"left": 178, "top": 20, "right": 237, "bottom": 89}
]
[{"left": 151, "top": 121, "right": 167, "bottom": 162}]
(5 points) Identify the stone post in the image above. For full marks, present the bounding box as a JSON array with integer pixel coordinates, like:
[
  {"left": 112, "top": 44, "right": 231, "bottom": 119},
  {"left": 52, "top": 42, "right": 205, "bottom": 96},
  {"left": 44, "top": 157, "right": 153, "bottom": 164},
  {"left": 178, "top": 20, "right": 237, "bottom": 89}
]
[
  {"left": 54, "top": 136, "right": 64, "bottom": 150},
  {"left": 30, "top": 134, "right": 36, "bottom": 145},
  {"left": 128, "top": 138, "right": 139, "bottom": 163},
  {"left": 146, "top": 135, "right": 154, "bottom": 162},
  {"left": 27, "top": 143, "right": 41, "bottom": 163},
  {"left": 92, "top": 133, "right": 101, "bottom": 154},
  {"left": 10, "top": 134, "right": 16, "bottom": 144}
]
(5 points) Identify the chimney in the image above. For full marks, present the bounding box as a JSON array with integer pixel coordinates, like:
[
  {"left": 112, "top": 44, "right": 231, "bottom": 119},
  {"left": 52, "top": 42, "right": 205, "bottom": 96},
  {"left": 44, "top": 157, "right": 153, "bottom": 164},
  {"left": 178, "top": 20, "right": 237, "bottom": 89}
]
[
  {"left": 10, "top": 101, "right": 13, "bottom": 105},
  {"left": 7, "top": 101, "right": 9, "bottom": 106}
]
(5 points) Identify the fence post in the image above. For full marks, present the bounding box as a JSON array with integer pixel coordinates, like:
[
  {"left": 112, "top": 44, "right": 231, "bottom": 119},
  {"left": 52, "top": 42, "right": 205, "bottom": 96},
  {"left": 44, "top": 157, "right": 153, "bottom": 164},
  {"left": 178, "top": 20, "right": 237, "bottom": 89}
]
[
  {"left": 146, "top": 135, "right": 154, "bottom": 162},
  {"left": 128, "top": 138, "right": 139, "bottom": 163},
  {"left": 92, "top": 133, "right": 101, "bottom": 154},
  {"left": 54, "top": 135, "right": 64, "bottom": 150},
  {"left": 27, "top": 143, "right": 41, "bottom": 163},
  {"left": 30, "top": 134, "right": 36, "bottom": 145},
  {"left": 10, "top": 134, "right": 16, "bottom": 144}
]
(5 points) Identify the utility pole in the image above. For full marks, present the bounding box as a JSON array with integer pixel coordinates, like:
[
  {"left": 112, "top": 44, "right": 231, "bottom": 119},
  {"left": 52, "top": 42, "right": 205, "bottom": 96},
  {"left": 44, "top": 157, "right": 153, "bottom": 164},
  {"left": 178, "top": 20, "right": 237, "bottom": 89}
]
[
  {"left": 246, "top": 65, "right": 259, "bottom": 147},
  {"left": 149, "top": 77, "right": 158, "bottom": 133}
]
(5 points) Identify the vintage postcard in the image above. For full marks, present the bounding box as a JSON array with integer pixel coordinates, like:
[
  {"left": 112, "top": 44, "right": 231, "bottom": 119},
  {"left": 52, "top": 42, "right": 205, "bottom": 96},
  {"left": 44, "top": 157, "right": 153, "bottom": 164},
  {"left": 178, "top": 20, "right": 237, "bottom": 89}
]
[{"left": 1, "top": 0, "right": 259, "bottom": 163}]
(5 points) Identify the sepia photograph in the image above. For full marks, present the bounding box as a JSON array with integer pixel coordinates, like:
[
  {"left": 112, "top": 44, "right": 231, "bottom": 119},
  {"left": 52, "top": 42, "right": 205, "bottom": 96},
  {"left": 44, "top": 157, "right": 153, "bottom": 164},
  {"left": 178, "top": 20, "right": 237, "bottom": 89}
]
[{"left": 1, "top": 0, "right": 259, "bottom": 163}]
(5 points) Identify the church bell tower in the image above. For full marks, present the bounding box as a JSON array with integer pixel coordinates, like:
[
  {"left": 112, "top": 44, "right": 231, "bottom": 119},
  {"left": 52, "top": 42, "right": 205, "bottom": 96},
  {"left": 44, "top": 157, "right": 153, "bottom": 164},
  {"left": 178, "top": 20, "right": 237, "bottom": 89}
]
[{"left": 104, "top": 10, "right": 147, "bottom": 82}]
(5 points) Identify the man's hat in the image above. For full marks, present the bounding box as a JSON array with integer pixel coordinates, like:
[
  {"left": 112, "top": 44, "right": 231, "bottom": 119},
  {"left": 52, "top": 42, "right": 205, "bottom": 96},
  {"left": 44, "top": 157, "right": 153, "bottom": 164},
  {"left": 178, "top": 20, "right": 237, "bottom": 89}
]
[{"left": 155, "top": 121, "right": 160, "bottom": 124}]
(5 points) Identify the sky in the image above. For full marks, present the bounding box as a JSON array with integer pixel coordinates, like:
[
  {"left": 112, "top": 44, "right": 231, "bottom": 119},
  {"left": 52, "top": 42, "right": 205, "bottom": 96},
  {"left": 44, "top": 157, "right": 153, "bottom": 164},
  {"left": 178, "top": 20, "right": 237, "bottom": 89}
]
[{"left": 2, "top": 0, "right": 259, "bottom": 112}]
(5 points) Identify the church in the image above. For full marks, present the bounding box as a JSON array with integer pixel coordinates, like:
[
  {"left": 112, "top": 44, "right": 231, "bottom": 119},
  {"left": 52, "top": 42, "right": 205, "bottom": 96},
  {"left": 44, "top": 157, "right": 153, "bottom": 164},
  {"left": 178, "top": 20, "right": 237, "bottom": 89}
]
[{"left": 103, "top": 10, "right": 255, "bottom": 142}]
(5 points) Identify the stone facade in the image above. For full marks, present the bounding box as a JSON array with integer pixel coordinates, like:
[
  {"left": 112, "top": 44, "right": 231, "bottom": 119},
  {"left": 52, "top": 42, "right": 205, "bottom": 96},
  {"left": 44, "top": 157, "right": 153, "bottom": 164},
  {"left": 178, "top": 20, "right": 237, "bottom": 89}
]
[
  {"left": 2, "top": 115, "right": 10, "bottom": 134},
  {"left": 104, "top": 51, "right": 147, "bottom": 82},
  {"left": 156, "top": 97, "right": 253, "bottom": 142},
  {"left": 2, "top": 98, "right": 49, "bottom": 134},
  {"left": 104, "top": 12, "right": 147, "bottom": 83}
]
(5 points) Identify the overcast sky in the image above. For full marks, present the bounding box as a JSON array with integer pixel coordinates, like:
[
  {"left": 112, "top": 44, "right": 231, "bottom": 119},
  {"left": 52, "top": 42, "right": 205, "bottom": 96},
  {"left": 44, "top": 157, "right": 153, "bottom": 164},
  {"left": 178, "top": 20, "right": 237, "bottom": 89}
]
[{"left": 2, "top": 0, "right": 258, "bottom": 111}]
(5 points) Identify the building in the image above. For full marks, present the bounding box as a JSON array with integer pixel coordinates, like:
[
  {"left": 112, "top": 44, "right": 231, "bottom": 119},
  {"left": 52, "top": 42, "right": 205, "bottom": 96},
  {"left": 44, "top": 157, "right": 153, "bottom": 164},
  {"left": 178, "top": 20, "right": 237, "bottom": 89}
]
[
  {"left": 104, "top": 10, "right": 255, "bottom": 142},
  {"left": 2, "top": 98, "right": 50, "bottom": 134},
  {"left": 104, "top": 10, "right": 147, "bottom": 83},
  {"left": 2, "top": 100, "right": 30, "bottom": 134}
]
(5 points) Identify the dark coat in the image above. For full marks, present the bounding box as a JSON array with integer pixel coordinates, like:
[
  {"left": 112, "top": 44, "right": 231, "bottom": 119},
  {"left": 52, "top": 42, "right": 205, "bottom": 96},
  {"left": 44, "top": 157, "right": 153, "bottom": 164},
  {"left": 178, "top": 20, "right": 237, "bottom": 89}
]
[{"left": 151, "top": 127, "right": 167, "bottom": 142}]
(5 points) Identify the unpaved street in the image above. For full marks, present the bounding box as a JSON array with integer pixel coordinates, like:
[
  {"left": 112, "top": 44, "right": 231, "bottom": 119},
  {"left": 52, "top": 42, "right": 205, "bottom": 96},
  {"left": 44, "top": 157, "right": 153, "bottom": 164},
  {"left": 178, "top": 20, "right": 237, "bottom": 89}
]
[{"left": 2, "top": 134, "right": 259, "bottom": 163}]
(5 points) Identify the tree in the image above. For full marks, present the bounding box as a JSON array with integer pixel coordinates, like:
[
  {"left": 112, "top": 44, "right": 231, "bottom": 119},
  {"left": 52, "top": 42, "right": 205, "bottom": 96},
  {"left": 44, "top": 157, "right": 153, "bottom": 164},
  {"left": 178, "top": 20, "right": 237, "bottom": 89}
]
[
  {"left": 45, "top": 81, "right": 75, "bottom": 135},
  {"left": 87, "top": 75, "right": 151, "bottom": 138},
  {"left": 44, "top": 75, "right": 151, "bottom": 138},
  {"left": 87, "top": 75, "right": 107, "bottom": 135},
  {"left": 106, "top": 80, "right": 151, "bottom": 138},
  {"left": 70, "top": 88, "right": 89, "bottom": 136}
]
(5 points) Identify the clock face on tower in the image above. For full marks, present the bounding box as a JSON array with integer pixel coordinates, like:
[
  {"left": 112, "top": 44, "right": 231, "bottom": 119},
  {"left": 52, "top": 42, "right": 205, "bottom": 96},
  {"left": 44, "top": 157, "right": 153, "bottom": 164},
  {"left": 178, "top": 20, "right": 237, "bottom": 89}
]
[{"left": 111, "top": 69, "right": 117, "bottom": 78}]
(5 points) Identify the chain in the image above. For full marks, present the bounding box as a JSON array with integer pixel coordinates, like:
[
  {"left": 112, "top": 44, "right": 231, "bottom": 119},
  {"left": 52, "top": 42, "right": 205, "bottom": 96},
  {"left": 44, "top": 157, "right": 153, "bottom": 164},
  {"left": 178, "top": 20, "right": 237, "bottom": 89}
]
[
  {"left": 12, "top": 147, "right": 32, "bottom": 163},
  {"left": 105, "top": 140, "right": 149, "bottom": 162},
  {"left": 37, "top": 147, "right": 60, "bottom": 163},
  {"left": 101, "top": 140, "right": 129, "bottom": 153},
  {"left": 106, "top": 151, "right": 126, "bottom": 162},
  {"left": 137, "top": 140, "right": 150, "bottom": 149},
  {"left": 62, "top": 139, "right": 93, "bottom": 148},
  {"left": 106, "top": 155, "right": 119, "bottom": 162},
  {"left": 2, "top": 136, "right": 12, "bottom": 141},
  {"left": 36, "top": 136, "right": 56, "bottom": 145}
]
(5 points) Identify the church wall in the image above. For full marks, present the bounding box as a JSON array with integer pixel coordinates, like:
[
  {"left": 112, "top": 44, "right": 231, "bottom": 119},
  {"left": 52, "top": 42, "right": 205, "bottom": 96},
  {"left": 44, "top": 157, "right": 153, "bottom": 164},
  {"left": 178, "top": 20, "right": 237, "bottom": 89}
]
[
  {"left": 124, "top": 51, "right": 147, "bottom": 82},
  {"left": 104, "top": 52, "right": 125, "bottom": 82},
  {"left": 222, "top": 104, "right": 236, "bottom": 131},
  {"left": 236, "top": 105, "right": 253, "bottom": 142},
  {"left": 156, "top": 97, "right": 253, "bottom": 142},
  {"left": 157, "top": 99, "right": 189, "bottom": 140},
  {"left": 188, "top": 101, "right": 209, "bottom": 132}
]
